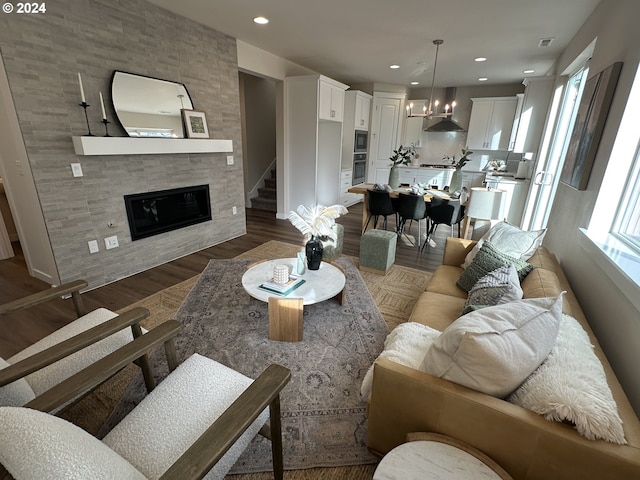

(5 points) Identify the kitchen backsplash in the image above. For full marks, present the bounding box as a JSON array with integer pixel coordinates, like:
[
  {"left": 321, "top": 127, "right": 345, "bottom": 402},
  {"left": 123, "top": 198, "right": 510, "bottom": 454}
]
[{"left": 413, "top": 131, "right": 523, "bottom": 171}]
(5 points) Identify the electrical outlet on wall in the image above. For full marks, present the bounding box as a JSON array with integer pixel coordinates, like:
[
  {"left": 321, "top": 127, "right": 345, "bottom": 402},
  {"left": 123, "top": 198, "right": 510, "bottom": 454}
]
[
  {"left": 232, "top": 206, "right": 237, "bottom": 215},
  {"left": 227, "top": 155, "right": 234, "bottom": 165},
  {"left": 88, "top": 240, "right": 99, "bottom": 254},
  {"left": 104, "top": 235, "right": 119, "bottom": 250},
  {"left": 71, "top": 163, "right": 83, "bottom": 177}
]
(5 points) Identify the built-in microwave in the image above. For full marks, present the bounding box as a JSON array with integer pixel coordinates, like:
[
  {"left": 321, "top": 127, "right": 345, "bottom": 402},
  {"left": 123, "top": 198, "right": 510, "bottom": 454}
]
[{"left": 354, "top": 130, "right": 368, "bottom": 153}]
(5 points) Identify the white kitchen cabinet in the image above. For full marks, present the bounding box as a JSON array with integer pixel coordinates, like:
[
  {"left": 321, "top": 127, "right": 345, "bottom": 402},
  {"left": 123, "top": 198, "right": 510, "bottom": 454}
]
[
  {"left": 484, "top": 175, "right": 530, "bottom": 226},
  {"left": 342, "top": 91, "right": 372, "bottom": 169},
  {"left": 285, "top": 75, "right": 349, "bottom": 211},
  {"left": 508, "top": 94, "right": 525, "bottom": 151},
  {"left": 402, "top": 116, "right": 424, "bottom": 148},
  {"left": 340, "top": 169, "right": 362, "bottom": 206},
  {"left": 401, "top": 98, "right": 427, "bottom": 148},
  {"left": 467, "top": 97, "right": 518, "bottom": 151},
  {"left": 397, "top": 167, "right": 453, "bottom": 189},
  {"left": 416, "top": 169, "right": 453, "bottom": 189},
  {"left": 398, "top": 167, "right": 417, "bottom": 185},
  {"left": 511, "top": 77, "right": 555, "bottom": 153},
  {"left": 354, "top": 91, "right": 371, "bottom": 130},
  {"left": 319, "top": 79, "right": 346, "bottom": 122},
  {"left": 461, "top": 172, "right": 486, "bottom": 190}
]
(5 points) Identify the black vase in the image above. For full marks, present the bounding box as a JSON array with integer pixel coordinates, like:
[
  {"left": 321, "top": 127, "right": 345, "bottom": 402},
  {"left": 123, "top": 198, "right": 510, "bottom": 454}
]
[{"left": 305, "top": 236, "right": 323, "bottom": 270}]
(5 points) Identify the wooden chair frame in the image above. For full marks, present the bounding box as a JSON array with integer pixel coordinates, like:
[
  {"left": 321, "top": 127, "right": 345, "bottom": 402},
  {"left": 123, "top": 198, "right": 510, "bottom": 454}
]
[
  {"left": 5, "top": 319, "right": 291, "bottom": 480},
  {"left": 0, "top": 280, "right": 155, "bottom": 397}
]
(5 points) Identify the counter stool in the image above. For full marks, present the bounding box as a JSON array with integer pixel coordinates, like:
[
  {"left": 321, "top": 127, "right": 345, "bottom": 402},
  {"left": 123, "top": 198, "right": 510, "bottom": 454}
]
[
  {"left": 359, "top": 229, "right": 397, "bottom": 275},
  {"left": 373, "top": 432, "right": 512, "bottom": 480}
]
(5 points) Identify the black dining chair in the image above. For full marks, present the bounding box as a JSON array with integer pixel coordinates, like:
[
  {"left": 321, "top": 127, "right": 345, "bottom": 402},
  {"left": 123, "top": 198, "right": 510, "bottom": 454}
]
[
  {"left": 364, "top": 189, "right": 397, "bottom": 233},
  {"left": 421, "top": 197, "right": 465, "bottom": 252},
  {"left": 396, "top": 193, "right": 427, "bottom": 250}
]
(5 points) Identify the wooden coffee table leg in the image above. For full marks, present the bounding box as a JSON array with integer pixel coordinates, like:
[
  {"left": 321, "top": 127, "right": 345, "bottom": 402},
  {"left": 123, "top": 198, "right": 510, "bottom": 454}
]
[
  {"left": 268, "top": 297, "right": 304, "bottom": 342},
  {"left": 333, "top": 287, "right": 345, "bottom": 305}
]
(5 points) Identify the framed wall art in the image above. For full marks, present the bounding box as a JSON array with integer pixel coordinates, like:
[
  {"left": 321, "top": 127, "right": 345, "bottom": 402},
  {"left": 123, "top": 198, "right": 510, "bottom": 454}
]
[
  {"left": 181, "top": 109, "right": 210, "bottom": 139},
  {"left": 560, "top": 62, "right": 622, "bottom": 190}
]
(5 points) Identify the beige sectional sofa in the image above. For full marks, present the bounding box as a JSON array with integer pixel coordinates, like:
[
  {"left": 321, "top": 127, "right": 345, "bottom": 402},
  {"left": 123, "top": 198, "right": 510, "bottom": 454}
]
[{"left": 366, "top": 237, "right": 640, "bottom": 479}]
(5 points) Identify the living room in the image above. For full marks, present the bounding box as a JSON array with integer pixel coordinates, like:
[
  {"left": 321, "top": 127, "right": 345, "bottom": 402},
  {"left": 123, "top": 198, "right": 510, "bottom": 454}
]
[{"left": 1, "top": 0, "right": 640, "bottom": 478}]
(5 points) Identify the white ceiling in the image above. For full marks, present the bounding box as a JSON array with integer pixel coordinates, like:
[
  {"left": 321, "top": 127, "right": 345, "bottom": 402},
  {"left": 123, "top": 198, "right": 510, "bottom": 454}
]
[{"left": 146, "top": 0, "right": 601, "bottom": 89}]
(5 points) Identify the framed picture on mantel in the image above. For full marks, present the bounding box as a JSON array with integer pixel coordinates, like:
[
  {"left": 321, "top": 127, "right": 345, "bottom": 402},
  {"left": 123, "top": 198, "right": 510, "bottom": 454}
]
[
  {"left": 560, "top": 62, "right": 622, "bottom": 190},
  {"left": 182, "top": 109, "right": 210, "bottom": 139}
]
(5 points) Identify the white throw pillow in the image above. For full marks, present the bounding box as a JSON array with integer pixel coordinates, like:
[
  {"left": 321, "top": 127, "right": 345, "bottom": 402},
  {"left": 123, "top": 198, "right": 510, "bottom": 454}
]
[
  {"left": 361, "top": 322, "right": 440, "bottom": 399},
  {"left": 508, "top": 314, "right": 627, "bottom": 444},
  {"left": 462, "top": 221, "right": 546, "bottom": 269},
  {"left": 462, "top": 263, "right": 523, "bottom": 314},
  {"left": 421, "top": 294, "right": 564, "bottom": 398},
  {"left": 0, "top": 406, "right": 146, "bottom": 480},
  {"left": 0, "top": 357, "right": 36, "bottom": 407}
]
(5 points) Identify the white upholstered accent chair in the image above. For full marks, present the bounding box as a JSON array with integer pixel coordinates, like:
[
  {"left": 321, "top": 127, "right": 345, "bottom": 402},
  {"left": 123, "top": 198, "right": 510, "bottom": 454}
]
[
  {"left": 0, "top": 280, "right": 154, "bottom": 408},
  {"left": 0, "top": 319, "right": 291, "bottom": 480}
]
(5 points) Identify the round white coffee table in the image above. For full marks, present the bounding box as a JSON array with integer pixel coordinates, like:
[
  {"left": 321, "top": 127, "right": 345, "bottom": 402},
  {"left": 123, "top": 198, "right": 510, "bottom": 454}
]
[
  {"left": 373, "top": 434, "right": 511, "bottom": 480},
  {"left": 241, "top": 258, "right": 346, "bottom": 342},
  {"left": 241, "top": 258, "right": 345, "bottom": 305}
]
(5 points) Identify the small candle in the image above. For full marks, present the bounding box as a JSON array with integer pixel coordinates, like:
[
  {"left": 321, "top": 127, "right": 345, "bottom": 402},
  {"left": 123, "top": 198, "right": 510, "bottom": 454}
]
[
  {"left": 78, "top": 72, "right": 86, "bottom": 103},
  {"left": 99, "top": 92, "right": 106, "bottom": 120}
]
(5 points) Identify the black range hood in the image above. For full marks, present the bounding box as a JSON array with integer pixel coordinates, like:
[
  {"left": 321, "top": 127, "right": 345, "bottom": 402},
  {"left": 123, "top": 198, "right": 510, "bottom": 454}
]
[{"left": 424, "top": 87, "right": 465, "bottom": 132}]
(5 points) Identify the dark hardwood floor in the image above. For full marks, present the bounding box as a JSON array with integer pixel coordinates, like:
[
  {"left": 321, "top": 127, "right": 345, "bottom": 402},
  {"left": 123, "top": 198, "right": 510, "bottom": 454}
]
[{"left": 0, "top": 202, "right": 451, "bottom": 358}]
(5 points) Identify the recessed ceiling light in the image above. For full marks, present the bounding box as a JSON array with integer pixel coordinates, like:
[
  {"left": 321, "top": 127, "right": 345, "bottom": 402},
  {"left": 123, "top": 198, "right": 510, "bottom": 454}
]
[
  {"left": 478, "top": 77, "right": 488, "bottom": 82},
  {"left": 523, "top": 69, "right": 535, "bottom": 74},
  {"left": 389, "top": 65, "right": 400, "bottom": 69},
  {"left": 475, "top": 57, "right": 487, "bottom": 62},
  {"left": 411, "top": 81, "right": 419, "bottom": 85},
  {"left": 253, "top": 16, "right": 269, "bottom": 24}
]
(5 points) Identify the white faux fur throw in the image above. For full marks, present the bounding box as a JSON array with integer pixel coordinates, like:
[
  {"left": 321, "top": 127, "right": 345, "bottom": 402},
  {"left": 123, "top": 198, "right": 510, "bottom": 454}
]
[
  {"left": 361, "top": 315, "right": 626, "bottom": 445},
  {"left": 508, "top": 314, "right": 626, "bottom": 444},
  {"left": 360, "top": 322, "right": 440, "bottom": 399}
]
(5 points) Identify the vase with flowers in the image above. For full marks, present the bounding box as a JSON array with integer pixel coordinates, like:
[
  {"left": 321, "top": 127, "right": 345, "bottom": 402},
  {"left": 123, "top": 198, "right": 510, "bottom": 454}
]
[
  {"left": 443, "top": 147, "right": 473, "bottom": 193},
  {"left": 288, "top": 204, "right": 348, "bottom": 270},
  {"left": 388, "top": 145, "right": 414, "bottom": 188}
]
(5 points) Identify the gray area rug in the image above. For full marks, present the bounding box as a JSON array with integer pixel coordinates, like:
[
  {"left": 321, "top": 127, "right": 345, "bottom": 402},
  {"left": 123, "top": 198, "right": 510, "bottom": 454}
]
[{"left": 100, "top": 256, "right": 387, "bottom": 473}]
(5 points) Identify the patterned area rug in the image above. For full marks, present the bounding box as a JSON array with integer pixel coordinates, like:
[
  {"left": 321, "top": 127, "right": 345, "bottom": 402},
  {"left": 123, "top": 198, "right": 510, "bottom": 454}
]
[
  {"left": 100, "top": 255, "right": 387, "bottom": 472},
  {"left": 59, "top": 241, "right": 432, "bottom": 477}
]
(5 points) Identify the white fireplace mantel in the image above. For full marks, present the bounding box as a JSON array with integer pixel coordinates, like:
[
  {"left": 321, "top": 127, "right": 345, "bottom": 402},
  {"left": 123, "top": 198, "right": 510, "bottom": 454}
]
[{"left": 72, "top": 136, "right": 233, "bottom": 156}]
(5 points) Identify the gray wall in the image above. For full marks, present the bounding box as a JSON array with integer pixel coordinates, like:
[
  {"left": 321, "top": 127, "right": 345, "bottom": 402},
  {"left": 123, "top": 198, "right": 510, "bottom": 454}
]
[
  {"left": 544, "top": 0, "right": 640, "bottom": 413},
  {"left": 0, "top": 0, "right": 245, "bottom": 288}
]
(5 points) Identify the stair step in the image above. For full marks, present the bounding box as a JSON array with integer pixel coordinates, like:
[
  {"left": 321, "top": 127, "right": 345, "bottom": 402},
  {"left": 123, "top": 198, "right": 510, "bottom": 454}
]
[
  {"left": 258, "top": 186, "right": 276, "bottom": 198},
  {"left": 251, "top": 196, "right": 276, "bottom": 211},
  {"left": 264, "top": 178, "right": 276, "bottom": 189}
]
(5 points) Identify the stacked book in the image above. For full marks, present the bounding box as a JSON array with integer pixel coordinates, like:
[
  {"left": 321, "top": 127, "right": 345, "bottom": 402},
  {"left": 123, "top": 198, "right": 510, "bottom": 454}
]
[{"left": 258, "top": 275, "right": 305, "bottom": 296}]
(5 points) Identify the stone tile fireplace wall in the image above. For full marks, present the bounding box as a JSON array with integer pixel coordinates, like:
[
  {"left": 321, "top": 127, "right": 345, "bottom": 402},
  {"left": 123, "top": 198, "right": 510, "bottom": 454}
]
[{"left": 0, "top": 0, "right": 245, "bottom": 288}]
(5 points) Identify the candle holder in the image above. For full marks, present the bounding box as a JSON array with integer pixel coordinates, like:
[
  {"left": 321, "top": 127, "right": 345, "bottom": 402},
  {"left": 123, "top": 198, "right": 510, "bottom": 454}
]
[
  {"left": 79, "top": 102, "right": 94, "bottom": 136},
  {"left": 101, "top": 118, "right": 111, "bottom": 137}
]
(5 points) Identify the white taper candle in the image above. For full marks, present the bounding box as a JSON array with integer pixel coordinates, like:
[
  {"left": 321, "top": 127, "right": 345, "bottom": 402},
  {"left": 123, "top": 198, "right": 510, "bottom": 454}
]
[
  {"left": 78, "top": 72, "right": 86, "bottom": 103},
  {"left": 99, "top": 92, "right": 106, "bottom": 120}
]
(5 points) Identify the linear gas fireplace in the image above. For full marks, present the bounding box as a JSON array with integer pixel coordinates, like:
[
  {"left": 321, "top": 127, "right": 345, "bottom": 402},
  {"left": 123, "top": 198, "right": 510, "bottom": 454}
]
[{"left": 124, "top": 184, "right": 211, "bottom": 241}]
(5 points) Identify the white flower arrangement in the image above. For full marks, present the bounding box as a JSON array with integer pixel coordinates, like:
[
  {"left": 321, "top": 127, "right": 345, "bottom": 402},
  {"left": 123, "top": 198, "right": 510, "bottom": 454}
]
[{"left": 288, "top": 204, "right": 348, "bottom": 240}]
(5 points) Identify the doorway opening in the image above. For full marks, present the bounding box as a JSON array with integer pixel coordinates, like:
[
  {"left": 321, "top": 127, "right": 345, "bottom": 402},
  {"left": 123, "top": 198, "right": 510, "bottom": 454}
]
[{"left": 239, "top": 72, "right": 278, "bottom": 214}]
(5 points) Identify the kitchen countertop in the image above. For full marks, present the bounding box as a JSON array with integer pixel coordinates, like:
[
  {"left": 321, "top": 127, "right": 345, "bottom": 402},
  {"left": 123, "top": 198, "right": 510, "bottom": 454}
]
[
  {"left": 484, "top": 173, "right": 530, "bottom": 184},
  {"left": 398, "top": 164, "right": 454, "bottom": 170}
]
